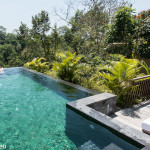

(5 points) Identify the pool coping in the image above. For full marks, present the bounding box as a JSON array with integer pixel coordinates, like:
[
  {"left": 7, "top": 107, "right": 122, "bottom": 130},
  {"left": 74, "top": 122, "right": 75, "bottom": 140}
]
[{"left": 10, "top": 67, "right": 150, "bottom": 149}]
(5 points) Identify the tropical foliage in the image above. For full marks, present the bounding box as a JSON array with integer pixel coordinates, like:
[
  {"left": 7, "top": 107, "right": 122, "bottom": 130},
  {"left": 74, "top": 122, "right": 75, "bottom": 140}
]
[
  {"left": 97, "top": 58, "right": 142, "bottom": 107},
  {"left": 24, "top": 57, "right": 49, "bottom": 73},
  {"left": 52, "top": 52, "right": 82, "bottom": 81},
  {"left": 1, "top": 1, "right": 150, "bottom": 107},
  {"left": 140, "top": 60, "right": 150, "bottom": 75}
]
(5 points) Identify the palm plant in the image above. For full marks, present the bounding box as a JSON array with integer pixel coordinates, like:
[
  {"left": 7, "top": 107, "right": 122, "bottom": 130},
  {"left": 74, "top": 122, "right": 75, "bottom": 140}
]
[
  {"left": 52, "top": 52, "right": 82, "bottom": 82},
  {"left": 140, "top": 60, "right": 150, "bottom": 75},
  {"left": 24, "top": 57, "right": 49, "bottom": 73},
  {"left": 97, "top": 57, "right": 142, "bottom": 107}
]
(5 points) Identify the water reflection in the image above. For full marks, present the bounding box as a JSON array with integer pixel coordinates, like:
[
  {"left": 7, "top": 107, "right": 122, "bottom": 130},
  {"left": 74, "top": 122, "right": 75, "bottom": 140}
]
[{"left": 21, "top": 69, "right": 91, "bottom": 101}]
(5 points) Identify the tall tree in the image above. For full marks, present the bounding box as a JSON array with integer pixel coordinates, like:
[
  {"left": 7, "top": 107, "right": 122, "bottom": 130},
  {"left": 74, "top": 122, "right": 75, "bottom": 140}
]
[
  {"left": 83, "top": 2, "right": 109, "bottom": 53},
  {"left": 50, "top": 24, "right": 61, "bottom": 51},
  {"left": 17, "top": 22, "right": 29, "bottom": 49},
  {"left": 107, "top": 6, "right": 136, "bottom": 56},
  {"left": 31, "top": 10, "right": 51, "bottom": 59},
  {"left": 70, "top": 10, "right": 85, "bottom": 54}
]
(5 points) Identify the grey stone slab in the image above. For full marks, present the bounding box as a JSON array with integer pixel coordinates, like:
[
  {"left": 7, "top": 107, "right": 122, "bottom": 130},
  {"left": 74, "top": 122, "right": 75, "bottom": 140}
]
[
  {"left": 72, "top": 93, "right": 117, "bottom": 115},
  {"left": 78, "top": 93, "right": 116, "bottom": 105}
]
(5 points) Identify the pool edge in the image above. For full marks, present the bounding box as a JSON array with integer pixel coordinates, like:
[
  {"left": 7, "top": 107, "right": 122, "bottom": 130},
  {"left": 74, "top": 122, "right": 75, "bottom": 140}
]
[{"left": 22, "top": 67, "right": 99, "bottom": 95}]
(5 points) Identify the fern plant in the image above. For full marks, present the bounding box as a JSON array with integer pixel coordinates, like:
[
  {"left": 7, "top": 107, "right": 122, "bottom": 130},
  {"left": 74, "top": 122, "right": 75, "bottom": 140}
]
[
  {"left": 52, "top": 52, "right": 82, "bottom": 81},
  {"left": 96, "top": 57, "right": 142, "bottom": 107},
  {"left": 24, "top": 57, "right": 49, "bottom": 73},
  {"left": 140, "top": 60, "right": 150, "bottom": 75}
]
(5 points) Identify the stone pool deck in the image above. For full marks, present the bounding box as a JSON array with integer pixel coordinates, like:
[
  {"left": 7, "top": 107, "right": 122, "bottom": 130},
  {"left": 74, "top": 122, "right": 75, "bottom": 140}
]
[{"left": 111, "top": 100, "right": 150, "bottom": 132}]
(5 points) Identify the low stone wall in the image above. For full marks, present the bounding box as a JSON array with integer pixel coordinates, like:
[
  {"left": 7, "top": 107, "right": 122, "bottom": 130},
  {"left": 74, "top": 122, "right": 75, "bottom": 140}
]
[
  {"left": 87, "top": 93, "right": 117, "bottom": 115},
  {"left": 67, "top": 93, "right": 117, "bottom": 115}
]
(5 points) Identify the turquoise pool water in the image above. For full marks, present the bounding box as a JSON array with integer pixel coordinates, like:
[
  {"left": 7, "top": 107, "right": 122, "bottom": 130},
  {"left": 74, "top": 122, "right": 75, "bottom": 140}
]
[{"left": 0, "top": 68, "right": 141, "bottom": 150}]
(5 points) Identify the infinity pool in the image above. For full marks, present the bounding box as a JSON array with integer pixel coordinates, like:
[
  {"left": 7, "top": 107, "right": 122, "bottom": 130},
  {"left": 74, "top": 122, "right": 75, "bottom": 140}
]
[{"left": 0, "top": 68, "right": 142, "bottom": 150}]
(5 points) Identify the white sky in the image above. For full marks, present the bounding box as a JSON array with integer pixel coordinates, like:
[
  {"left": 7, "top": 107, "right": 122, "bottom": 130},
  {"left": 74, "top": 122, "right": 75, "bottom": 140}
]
[{"left": 0, "top": 0, "right": 149, "bottom": 33}]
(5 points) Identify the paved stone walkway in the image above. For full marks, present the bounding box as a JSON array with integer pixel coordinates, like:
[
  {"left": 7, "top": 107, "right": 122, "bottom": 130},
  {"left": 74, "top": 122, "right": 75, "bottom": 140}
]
[{"left": 111, "top": 100, "right": 150, "bottom": 132}]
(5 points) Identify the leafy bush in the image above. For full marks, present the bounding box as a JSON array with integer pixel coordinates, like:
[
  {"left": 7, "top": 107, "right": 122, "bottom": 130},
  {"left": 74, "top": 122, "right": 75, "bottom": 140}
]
[
  {"left": 74, "top": 63, "right": 95, "bottom": 85},
  {"left": 140, "top": 60, "right": 150, "bottom": 74},
  {"left": 52, "top": 52, "right": 82, "bottom": 81},
  {"left": 96, "top": 57, "right": 142, "bottom": 107},
  {"left": 136, "top": 39, "right": 150, "bottom": 58},
  {"left": 105, "top": 54, "right": 125, "bottom": 64},
  {"left": 24, "top": 57, "right": 49, "bottom": 73},
  {"left": 74, "top": 63, "right": 111, "bottom": 93}
]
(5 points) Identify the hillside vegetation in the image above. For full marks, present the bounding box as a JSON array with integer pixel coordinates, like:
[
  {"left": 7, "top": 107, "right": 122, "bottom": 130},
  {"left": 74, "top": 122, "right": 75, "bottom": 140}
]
[{"left": 1, "top": 0, "right": 150, "bottom": 107}]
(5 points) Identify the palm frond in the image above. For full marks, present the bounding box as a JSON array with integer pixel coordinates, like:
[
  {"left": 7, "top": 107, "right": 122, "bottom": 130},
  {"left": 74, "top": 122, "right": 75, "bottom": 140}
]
[{"left": 140, "top": 60, "right": 150, "bottom": 75}]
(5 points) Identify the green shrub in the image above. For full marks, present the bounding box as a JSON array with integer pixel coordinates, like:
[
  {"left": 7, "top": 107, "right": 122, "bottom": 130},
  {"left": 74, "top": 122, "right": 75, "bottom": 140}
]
[
  {"left": 24, "top": 57, "right": 49, "bottom": 73},
  {"left": 96, "top": 57, "right": 142, "bottom": 107},
  {"left": 52, "top": 52, "right": 82, "bottom": 81},
  {"left": 140, "top": 60, "right": 150, "bottom": 75}
]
